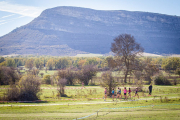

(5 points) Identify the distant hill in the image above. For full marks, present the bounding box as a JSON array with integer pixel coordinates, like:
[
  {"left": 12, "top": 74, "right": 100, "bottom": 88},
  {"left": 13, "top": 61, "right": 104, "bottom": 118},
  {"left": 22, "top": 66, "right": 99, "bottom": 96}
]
[{"left": 0, "top": 6, "right": 180, "bottom": 56}]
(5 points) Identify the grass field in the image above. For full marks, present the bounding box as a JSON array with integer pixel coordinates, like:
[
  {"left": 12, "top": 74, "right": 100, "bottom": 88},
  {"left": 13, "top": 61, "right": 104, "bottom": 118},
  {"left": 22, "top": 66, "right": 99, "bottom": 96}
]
[{"left": 1, "top": 84, "right": 180, "bottom": 119}]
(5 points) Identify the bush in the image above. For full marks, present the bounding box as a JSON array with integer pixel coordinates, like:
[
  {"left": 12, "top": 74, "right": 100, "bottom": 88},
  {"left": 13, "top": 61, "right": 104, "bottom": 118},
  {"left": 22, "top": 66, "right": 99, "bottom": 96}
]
[
  {"left": 43, "top": 75, "right": 51, "bottom": 84},
  {"left": 0, "top": 66, "right": 20, "bottom": 85},
  {"left": 6, "top": 84, "right": 20, "bottom": 101},
  {"left": 57, "top": 69, "right": 76, "bottom": 85},
  {"left": 5, "top": 74, "right": 41, "bottom": 101},
  {"left": 154, "top": 74, "right": 171, "bottom": 85}
]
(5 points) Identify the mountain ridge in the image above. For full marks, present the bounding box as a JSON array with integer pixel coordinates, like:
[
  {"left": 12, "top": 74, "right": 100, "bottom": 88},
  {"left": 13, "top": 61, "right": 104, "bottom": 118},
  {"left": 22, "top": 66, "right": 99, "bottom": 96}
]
[{"left": 0, "top": 6, "right": 180, "bottom": 56}]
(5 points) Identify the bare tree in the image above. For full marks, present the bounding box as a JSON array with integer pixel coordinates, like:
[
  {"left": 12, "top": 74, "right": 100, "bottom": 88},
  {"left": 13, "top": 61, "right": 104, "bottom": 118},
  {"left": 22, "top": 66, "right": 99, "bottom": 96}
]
[
  {"left": 111, "top": 34, "right": 144, "bottom": 83},
  {"left": 77, "top": 65, "right": 97, "bottom": 85},
  {"left": 57, "top": 78, "right": 67, "bottom": 97},
  {"left": 57, "top": 69, "right": 75, "bottom": 85},
  {"left": 100, "top": 71, "right": 118, "bottom": 96}
]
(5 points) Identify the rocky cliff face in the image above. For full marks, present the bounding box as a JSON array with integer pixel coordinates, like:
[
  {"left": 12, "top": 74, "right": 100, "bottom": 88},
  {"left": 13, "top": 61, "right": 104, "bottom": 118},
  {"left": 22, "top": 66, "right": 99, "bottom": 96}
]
[{"left": 0, "top": 6, "right": 180, "bottom": 56}]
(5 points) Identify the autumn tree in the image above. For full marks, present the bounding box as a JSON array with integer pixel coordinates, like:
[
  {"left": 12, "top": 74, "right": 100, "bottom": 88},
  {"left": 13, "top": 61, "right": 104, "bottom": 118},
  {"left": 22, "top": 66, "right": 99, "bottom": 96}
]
[
  {"left": 142, "top": 57, "right": 159, "bottom": 84},
  {"left": 46, "top": 59, "right": 55, "bottom": 70},
  {"left": 77, "top": 65, "right": 97, "bottom": 85},
  {"left": 25, "top": 59, "right": 34, "bottom": 70},
  {"left": 0, "top": 66, "right": 20, "bottom": 85},
  {"left": 106, "top": 57, "right": 117, "bottom": 69},
  {"left": 111, "top": 34, "right": 144, "bottom": 83}
]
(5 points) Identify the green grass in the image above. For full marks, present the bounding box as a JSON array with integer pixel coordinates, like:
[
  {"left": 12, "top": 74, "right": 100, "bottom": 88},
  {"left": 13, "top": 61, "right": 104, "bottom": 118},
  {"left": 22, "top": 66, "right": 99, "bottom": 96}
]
[
  {"left": 1, "top": 84, "right": 180, "bottom": 119},
  {"left": 0, "top": 99, "right": 180, "bottom": 120}
]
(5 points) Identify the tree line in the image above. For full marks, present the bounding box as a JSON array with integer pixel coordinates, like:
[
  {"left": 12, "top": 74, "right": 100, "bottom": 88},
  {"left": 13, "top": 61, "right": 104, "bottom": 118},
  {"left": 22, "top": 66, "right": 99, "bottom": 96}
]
[{"left": 0, "top": 33, "right": 180, "bottom": 100}]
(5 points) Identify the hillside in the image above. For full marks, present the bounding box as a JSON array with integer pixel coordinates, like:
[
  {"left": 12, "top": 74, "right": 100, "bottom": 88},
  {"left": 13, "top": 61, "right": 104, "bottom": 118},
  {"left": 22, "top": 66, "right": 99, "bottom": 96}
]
[{"left": 0, "top": 6, "right": 180, "bottom": 56}]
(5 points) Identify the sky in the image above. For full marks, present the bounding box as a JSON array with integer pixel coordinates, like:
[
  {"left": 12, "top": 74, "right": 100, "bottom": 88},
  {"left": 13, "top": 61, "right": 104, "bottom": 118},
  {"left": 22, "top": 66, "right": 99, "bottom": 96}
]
[{"left": 0, "top": 0, "right": 180, "bottom": 37}]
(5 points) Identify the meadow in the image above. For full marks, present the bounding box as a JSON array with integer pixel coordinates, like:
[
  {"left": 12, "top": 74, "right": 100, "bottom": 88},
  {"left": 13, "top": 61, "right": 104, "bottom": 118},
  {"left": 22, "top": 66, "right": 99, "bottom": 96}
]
[{"left": 1, "top": 84, "right": 180, "bottom": 120}]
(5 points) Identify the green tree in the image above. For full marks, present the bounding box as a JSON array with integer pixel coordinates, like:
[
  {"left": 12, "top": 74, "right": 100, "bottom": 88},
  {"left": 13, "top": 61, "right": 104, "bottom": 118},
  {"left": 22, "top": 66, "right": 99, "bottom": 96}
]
[
  {"left": 6, "top": 58, "right": 16, "bottom": 67},
  {"left": 46, "top": 59, "right": 55, "bottom": 70},
  {"left": 25, "top": 59, "right": 34, "bottom": 70},
  {"left": 0, "top": 57, "right": 5, "bottom": 63},
  {"left": 55, "top": 58, "right": 70, "bottom": 69},
  {"left": 43, "top": 75, "right": 51, "bottom": 84},
  {"left": 162, "top": 57, "right": 180, "bottom": 70},
  {"left": 175, "top": 68, "right": 180, "bottom": 77},
  {"left": 34, "top": 59, "right": 43, "bottom": 69}
]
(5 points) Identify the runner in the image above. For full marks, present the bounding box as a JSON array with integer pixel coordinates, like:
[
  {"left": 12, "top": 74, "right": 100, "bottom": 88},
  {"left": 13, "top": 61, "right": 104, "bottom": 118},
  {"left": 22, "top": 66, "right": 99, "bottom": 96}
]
[
  {"left": 104, "top": 87, "right": 107, "bottom": 101},
  {"left": 148, "top": 84, "right": 152, "bottom": 96},
  {"left": 124, "top": 87, "right": 127, "bottom": 100},
  {"left": 119, "top": 88, "right": 122, "bottom": 100},
  {"left": 134, "top": 88, "right": 139, "bottom": 99},
  {"left": 82, "top": 82, "right": 84, "bottom": 88},
  {"left": 112, "top": 88, "right": 115, "bottom": 101},
  {"left": 128, "top": 88, "right": 131, "bottom": 99},
  {"left": 116, "top": 87, "right": 120, "bottom": 100}
]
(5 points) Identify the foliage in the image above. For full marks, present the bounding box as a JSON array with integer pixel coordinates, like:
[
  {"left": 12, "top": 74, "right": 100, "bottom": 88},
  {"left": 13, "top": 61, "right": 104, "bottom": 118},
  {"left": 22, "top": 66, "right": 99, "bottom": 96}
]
[
  {"left": 100, "top": 71, "right": 118, "bottom": 96},
  {"left": 43, "top": 75, "right": 51, "bottom": 84},
  {"left": 57, "top": 68, "right": 76, "bottom": 85},
  {"left": 46, "top": 59, "right": 55, "bottom": 70},
  {"left": 0, "top": 57, "right": 5, "bottom": 63},
  {"left": 162, "top": 57, "right": 180, "bottom": 70},
  {"left": 153, "top": 73, "right": 171, "bottom": 85},
  {"left": 34, "top": 59, "right": 43, "bottom": 69},
  {"left": 18, "top": 74, "right": 41, "bottom": 101},
  {"left": 77, "top": 65, "right": 97, "bottom": 85},
  {"left": 175, "top": 68, "right": 180, "bottom": 77},
  {"left": 25, "top": 59, "right": 34, "bottom": 70},
  {"left": 142, "top": 57, "right": 159, "bottom": 84},
  {"left": 0, "top": 66, "right": 20, "bottom": 85},
  {"left": 6, "top": 74, "right": 41, "bottom": 101},
  {"left": 111, "top": 34, "right": 144, "bottom": 83},
  {"left": 55, "top": 58, "right": 70, "bottom": 69},
  {"left": 6, "top": 58, "right": 16, "bottom": 67},
  {"left": 106, "top": 57, "right": 117, "bottom": 69}
]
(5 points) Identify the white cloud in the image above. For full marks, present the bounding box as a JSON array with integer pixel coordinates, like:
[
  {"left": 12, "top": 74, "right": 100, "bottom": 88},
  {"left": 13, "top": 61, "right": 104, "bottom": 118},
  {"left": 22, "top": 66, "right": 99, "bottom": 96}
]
[
  {"left": 0, "top": 15, "right": 26, "bottom": 25},
  {"left": 0, "top": 1, "right": 43, "bottom": 17},
  {"left": 0, "top": 14, "right": 15, "bottom": 19}
]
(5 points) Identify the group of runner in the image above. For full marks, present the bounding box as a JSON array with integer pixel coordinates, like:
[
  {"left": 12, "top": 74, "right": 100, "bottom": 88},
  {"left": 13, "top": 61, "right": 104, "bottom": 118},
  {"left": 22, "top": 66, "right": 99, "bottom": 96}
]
[{"left": 104, "top": 87, "right": 139, "bottom": 101}]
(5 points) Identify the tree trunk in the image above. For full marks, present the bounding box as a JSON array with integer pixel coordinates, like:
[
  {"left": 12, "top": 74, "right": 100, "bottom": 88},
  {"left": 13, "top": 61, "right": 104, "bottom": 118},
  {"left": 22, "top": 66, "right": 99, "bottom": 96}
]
[
  {"left": 84, "top": 80, "right": 89, "bottom": 85},
  {"left": 124, "top": 70, "right": 128, "bottom": 83}
]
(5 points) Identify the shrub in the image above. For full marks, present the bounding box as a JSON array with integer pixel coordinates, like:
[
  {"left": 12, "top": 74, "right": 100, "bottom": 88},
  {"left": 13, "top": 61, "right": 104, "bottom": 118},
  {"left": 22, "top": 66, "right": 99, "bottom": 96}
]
[
  {"left": 18, "top": 74, "right": 41, "bottom": 101},
  {"left": 6, "top": 84, "right": 20, "bottom": 101},
  {"left": 57, "top": 68, "right": 78, "bottom": 85},
  {"left": 0, "top": 66, "right": 20, "bottom": 85},
  {"left": 154, "top": 74, "right": 171, "bottom": 85},
  {"left": 43, "top": 75, "right": 51, "bottom": 84},
  {"left": 5, "top": 74, "right": 41, "bottom": 101},
  {"left": 57, "top": 78, "right": 67, "bottom": 97},
  {"left": 77, "top": 65, "right": 97, "bottom": 85}
]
